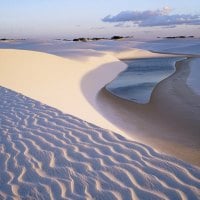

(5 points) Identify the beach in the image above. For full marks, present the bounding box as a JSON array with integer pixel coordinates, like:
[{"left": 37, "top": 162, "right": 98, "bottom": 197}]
[{"left": 0, "top": 39, "right": 200, "bottom": 199}]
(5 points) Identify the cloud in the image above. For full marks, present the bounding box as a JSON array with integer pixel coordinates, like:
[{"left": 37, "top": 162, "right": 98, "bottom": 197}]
[
  {"left": 102, "top": 7, "right": 200, "bottom": 27},
  {"left": 114, "top": 23, "right": 131, "bottom": 28}
]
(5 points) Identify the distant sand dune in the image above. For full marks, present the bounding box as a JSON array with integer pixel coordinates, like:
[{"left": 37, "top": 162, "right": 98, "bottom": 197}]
[{"left": 0, "top": 86, "right": 200, "bottom": 199}]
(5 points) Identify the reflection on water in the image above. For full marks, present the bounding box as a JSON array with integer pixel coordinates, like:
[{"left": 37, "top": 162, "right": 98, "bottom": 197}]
[{"left": 106, "top": 57, "right": 183, "bottom": 104}]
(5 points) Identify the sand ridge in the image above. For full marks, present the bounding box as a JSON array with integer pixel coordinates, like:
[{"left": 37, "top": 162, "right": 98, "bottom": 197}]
[
  {"left": 0, "top": 48, "right": 172, "bottom": 140},
  {"left": 0, "top": 49, "right": 125, "bottom": 137},
  {"left": 0, "top": 86, "right": 200, "bottom": 199}
]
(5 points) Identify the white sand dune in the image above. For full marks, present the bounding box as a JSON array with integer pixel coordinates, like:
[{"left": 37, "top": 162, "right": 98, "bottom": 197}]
[
  {"left": 0, "top": 44, "right": 200, "bottom": 199},
  {"left": 0, "top": 48, "right": 171, "bottom": 140},
  {"left": 0, "top": 49, "right": 124, "bottom": 137},
  {"left": 0, "top": 86, "right": 200, "bottom": 199}
]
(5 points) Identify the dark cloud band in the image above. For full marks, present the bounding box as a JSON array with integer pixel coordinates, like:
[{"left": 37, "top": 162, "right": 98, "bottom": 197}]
[{"left": 102, "top": 7, "right": 200, "bottom": 27}]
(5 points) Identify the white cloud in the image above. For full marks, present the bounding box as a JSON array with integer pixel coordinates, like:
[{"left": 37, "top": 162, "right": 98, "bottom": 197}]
[
  {"left": 102, "top": 7, "right": 200, "bottom": 27},
  {"left": 161, "top": 6, "right": 173, "bottom": 15},
  {"left": 114, "top": 22, "right": 132, "bottom": 28}
]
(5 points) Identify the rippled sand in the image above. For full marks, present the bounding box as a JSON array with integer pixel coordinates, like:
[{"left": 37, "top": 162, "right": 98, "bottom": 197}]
[
  {"left": 0, "top": 40, "right": 200, "bottom": 199},
  {"left": 0, "top": 87, "right": 200, "bottom": 199}
]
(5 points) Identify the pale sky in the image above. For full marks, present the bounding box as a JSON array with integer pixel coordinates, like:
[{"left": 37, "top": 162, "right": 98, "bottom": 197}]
[{"left": 0, "top": 0, "right": 200, "bottom": 39}]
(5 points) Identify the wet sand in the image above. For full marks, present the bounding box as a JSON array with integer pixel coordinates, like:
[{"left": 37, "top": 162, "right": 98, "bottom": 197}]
[{"left": 97, "top": 58, "right": 200, "bottom": 166}]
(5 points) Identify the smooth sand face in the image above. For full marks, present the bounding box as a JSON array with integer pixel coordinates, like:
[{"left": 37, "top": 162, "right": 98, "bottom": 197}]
[
  {"left": 0, "top": 49, "right": 125, "bottom": 137},
  {"left": 0, "top": 48, "right": 171, "bottom": 139}
]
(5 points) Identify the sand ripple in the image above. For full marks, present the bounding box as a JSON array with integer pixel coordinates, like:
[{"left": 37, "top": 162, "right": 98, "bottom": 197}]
[{"left": 0, "top": 86, "right": 200, "bottom": 200}]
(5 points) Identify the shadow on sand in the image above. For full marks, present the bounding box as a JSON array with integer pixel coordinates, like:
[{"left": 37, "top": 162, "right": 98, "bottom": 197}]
[{"left": 81, "top": 58, "right": 200, "bottom": 166}]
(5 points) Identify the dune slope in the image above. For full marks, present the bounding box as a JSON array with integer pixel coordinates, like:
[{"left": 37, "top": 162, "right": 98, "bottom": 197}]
[
  {"left": 0, "top": 86, "right": 200, "bottom": 199},
  {"left": 0, "top": 49, "right": 126, "bottom": 137},
  {"left": 0, "top": 48, "right": 173, "bottom": 140}
]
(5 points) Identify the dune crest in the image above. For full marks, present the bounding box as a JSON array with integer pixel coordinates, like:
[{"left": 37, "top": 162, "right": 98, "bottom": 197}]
[
  {"left": 0, "top": 48, "right": 173, "bottom": 140},
  {"left": 0, "top": 86, "right": 200, "bottom": 199},
  {"left": 0, "top": 49, "right": 125, "bottom": 137}
]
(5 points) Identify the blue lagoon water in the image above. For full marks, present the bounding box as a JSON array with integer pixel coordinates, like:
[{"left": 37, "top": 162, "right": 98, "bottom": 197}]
[{"left": 106, "top": 57, "right": 183, "bottom": 104}]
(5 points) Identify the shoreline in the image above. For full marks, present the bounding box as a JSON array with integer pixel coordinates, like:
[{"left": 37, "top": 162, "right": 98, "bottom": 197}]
[
  {"left": 150, "top": 50, "right": 200, "bottom": 58},
  {"left": 97, "top": 57, "right": 200, "bottom": 166},
  {"left": 105, "top": 56, "right": 185, "bottom": 104}
]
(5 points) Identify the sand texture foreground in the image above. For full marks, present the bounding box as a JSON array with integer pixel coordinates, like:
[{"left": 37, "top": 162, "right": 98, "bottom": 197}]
[{"left": 0, "top": 87, "right": 200, "bottom": 200}]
